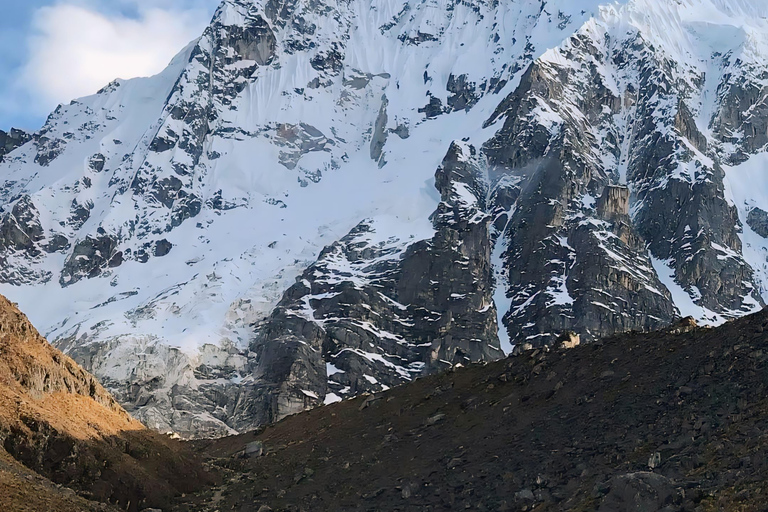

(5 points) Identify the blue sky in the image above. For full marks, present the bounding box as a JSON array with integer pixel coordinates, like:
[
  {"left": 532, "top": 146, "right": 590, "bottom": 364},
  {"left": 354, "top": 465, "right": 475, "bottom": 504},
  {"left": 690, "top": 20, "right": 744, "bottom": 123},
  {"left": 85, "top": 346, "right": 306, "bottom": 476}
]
[{"left": 0, "top": 0, "right": 220, "bottom": 131}]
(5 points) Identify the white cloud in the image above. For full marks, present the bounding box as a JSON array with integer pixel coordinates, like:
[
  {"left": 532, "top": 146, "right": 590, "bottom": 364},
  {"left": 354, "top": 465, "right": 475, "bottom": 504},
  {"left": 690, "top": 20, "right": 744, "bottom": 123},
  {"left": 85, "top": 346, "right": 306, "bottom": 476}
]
[{"left": 19, "top": 1, "right": 214, "bottom": 115}]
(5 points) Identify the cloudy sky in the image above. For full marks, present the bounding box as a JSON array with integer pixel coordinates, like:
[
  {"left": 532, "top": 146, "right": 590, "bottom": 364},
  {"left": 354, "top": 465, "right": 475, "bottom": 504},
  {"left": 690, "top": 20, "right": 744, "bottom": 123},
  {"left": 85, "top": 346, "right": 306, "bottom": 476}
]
[{"left": 0, "top": 0, "right": 220, "bottom": 131}]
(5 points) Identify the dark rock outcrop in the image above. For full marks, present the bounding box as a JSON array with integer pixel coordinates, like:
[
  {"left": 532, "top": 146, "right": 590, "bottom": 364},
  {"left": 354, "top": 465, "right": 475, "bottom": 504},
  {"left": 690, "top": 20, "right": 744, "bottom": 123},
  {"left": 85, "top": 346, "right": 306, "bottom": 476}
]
[
  {"left": 747, "top": 207, "right": 768, "bottom": 238},
  {"left": 60, "top": 234, "right": 122, "bottom": 286},
  {"left": 0, "top": 129, "right": 31, "bottom": 162},
  {"left": 370, "top": 95, "right": 389, "bottom": 164},
  {"left": 228, "top": 142, "right": 503, "bottom": 427},
  {"left": 482, "top": 26, "right": 762, "bottom": 348},
  {"left": 596, "top": 185, "right": 629, "bottom": 219}
]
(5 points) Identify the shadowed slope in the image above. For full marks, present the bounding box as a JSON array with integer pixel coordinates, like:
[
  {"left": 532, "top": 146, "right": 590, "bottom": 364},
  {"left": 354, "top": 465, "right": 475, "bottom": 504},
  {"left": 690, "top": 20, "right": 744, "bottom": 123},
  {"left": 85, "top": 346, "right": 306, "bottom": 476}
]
[{"left": 179, "top": 310, "right": 768, "bottom": 511}]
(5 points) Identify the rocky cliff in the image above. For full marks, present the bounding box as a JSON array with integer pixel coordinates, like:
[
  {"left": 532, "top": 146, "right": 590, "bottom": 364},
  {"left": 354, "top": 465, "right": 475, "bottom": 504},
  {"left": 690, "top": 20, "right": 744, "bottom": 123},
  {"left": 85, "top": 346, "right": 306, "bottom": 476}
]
[{"left": 2, "top": 0, "right": 768, "bottom": 437}]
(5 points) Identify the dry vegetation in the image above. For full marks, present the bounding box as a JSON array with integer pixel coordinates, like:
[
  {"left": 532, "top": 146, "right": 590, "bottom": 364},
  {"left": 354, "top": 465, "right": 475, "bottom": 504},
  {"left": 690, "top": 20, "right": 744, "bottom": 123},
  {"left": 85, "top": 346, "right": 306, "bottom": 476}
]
[{"left": 0, "top": 295, "right": 212, "bottom": 512}]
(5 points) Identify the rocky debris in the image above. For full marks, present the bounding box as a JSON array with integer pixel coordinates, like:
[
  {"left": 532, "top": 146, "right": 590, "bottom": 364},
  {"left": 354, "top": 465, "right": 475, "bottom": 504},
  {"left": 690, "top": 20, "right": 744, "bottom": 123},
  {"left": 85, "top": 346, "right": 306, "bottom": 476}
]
[
  {"left": 0, "top": 128, "right": 32, "bottom": 162},
  {"left": 175, "top": 307, "right": 768, "bottom": 512},
  {"left": 597, "top": 473, "right": 680, "bottom": 512}
]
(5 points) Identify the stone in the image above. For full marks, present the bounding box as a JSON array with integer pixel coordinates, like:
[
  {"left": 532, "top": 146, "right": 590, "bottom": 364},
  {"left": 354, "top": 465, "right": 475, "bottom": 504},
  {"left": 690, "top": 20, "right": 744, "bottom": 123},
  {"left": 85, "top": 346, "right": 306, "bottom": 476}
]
[
  {"left": 244, "top": 441, "right": 264, "bottom": 458},
  {"left": 0, "top": 128, "right": 31, "bottom": 162},
  {"left": 427, "top": 413, "right": 446, "bottom": 426},
  {"left": 747, "top": 207, "right": 768, "bottom": 238},
  {"left": 515, "top": 489, "right": 534, "bottom": 501},
  {"left": 596, "top": 186, "right": 630, "bottom": 219},
  {"left": 648, "top": 452, "right": 662, "bottom": 470},
  {"left": 597, "top": 472, "right": 679, "bottom": 512},
  {"left": 558, "top": 331, "right": 581, "bottom": 349},
  {"left": 154, "top": 239, "right": 173, "bottom": 257}
]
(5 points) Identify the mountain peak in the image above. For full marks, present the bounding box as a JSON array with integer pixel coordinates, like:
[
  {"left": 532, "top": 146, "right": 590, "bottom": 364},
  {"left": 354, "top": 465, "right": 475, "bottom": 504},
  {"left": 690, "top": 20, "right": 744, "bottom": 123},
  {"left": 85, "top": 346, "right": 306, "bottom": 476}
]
[{"left": 1, "top": 0, "right": 768, "bottom": 437}]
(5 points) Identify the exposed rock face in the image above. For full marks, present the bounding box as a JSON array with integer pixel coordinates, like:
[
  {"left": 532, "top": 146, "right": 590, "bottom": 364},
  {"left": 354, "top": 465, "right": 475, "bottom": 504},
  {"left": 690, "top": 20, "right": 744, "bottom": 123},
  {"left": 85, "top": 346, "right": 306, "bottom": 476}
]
[
  {"left": 61, "top": 234, "right": 122, "bottom": 286},
  {"left": 370, "top": 95, "right": 389, "bottom": 165},
  {"left": 747, "top": 207, "right": 768, "bottom": 238},
  {"left": 0, "top": 195, "right": 45, "bottom": 253},
  {"left": 483, "top": 4, "right": 766, "bottom": 347},
  {"left": 227, "top": 142, "right": 503, "bottom": 426},
  {"left": 0, "top": 195, "right": 58, "bottom": 285},
  {"left": 596, "top": 186, "right": 629, "bottom": 219},
  {"left": 2, "top": 0, "right": 768, "bottom": 437},
  {"left": 0, "top": 129, "right": 31, "bottom": 162},
  {"left": 484, "top": 49, "right": 680, "bottom": 347}
]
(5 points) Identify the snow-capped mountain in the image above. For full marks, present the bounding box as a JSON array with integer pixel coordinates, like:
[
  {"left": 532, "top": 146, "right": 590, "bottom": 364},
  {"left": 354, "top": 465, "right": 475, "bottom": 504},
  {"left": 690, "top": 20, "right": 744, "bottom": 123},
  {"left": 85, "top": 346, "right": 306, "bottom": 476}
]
[{"left": 1, "top": 0, "right": 768, "bottom": 437}]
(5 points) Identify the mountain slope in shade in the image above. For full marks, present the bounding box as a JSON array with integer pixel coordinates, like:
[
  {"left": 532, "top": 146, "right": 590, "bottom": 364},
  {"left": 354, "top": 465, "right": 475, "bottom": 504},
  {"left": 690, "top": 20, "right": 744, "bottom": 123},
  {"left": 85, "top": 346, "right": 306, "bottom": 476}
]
[
  {"left": 175, "top": 311, "right": 768, "bottom": 511},
  {"left": 0, "top": 448, "right": 113, "bottom": 512},
  {"left": 2, "top": 0, "right": 768, "bottom": 436},
  {"left": 0, "top": 295, "right": 211, "bottom": 511}
]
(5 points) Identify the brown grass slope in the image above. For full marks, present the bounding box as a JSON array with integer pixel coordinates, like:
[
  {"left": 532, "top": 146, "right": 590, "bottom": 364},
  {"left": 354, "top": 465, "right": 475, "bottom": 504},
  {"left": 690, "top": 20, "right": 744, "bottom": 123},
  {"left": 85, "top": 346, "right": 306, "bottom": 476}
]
[
  {"left": 178, "top": 311, "right": 768, "bottom": 512},
  {"left": 0, "top": 295, "right": 213, "bottom": 512}
]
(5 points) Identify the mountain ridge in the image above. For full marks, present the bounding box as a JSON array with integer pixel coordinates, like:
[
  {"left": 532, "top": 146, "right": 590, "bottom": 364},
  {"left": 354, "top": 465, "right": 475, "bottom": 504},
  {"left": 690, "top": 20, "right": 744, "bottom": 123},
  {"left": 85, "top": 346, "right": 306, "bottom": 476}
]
[
  {"left": 2, "top": 0, "right": 768, "bottom": 437},
  {"left": 0, "top": 293, "right": 211, "bottom": 511}
]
